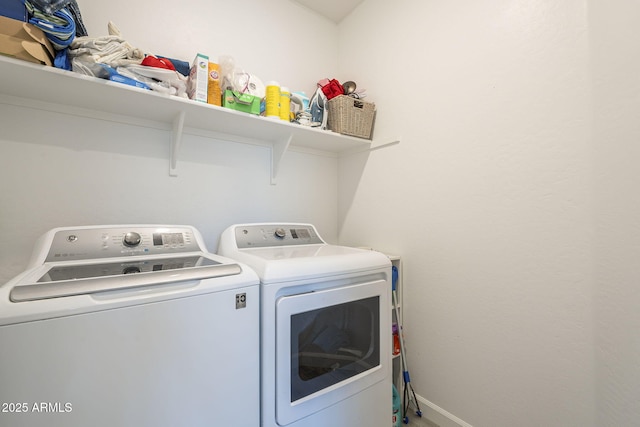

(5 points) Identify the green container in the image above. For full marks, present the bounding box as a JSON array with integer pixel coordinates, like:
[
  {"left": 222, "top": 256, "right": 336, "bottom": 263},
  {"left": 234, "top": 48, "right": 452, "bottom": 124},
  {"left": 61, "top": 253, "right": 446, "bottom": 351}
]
[{"left": 223, "top": 90, "right": 261, "bottom": 115}]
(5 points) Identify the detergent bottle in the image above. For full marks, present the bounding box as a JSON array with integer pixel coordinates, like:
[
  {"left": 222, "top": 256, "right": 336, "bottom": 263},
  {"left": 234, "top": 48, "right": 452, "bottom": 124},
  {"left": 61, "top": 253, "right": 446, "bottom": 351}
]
[
  {"left": 265, "top": 81, "right": 280, "bottom": 119},
  {"left": 392, "top": 384, "right": 402, "bottom": 427},
  {"left": 279, "top": 87, "right": 291, "bottom": 121}
]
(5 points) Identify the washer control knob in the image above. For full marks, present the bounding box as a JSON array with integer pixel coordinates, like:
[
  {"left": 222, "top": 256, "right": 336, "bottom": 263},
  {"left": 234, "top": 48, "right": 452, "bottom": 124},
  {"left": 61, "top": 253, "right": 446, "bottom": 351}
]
[
  {"left": 123, "top": 231, "right": 142, "bottom": 247},
  {"left": 274, "top": 228, "right": 286, "bottom": 239}
]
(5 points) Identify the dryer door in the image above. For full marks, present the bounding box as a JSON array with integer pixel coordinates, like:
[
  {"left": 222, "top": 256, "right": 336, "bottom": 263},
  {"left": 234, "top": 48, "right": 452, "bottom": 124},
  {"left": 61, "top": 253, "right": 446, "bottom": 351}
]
[{"left": 275, "top": 279, "right": 389, "bottom": 425}]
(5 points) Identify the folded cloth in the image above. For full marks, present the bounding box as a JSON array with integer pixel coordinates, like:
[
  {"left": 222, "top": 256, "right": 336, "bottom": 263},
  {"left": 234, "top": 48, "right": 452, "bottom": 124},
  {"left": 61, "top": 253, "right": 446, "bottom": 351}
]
[
  {"left": 120, "top": 64, "right": 188, "bottom": 98},
  {"left": 70, "top": 35, "right": 140, "bottom": 64},
  {"left": 25, "top": 0, "right": 86, "bottom": 36},
  {"left": 54, "top": 48, "right": 70, "bottom": 70},
  {"left": 68, "top": 21, "right": 187, "bottom": 97},
  {"left": 116, "top": 66, "right": 176, "bottom": 95},
  {"left": 66, "top": 0, "right": 87, "bottom": 37},
  {"left": 26, "top": 0, "right": 69, "bottom": 14},
  {"left": 25, "top": 1, "right": 76, "bottom": 50},
  {"left": 68, "top": 22, "right": 144, "bottom": 69}
]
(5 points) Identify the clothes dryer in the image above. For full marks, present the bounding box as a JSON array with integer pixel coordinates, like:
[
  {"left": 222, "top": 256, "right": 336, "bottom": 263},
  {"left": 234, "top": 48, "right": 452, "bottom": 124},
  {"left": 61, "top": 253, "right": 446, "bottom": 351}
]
[{"left": 218, "top": 223, "right": 392, "bottom": 427}]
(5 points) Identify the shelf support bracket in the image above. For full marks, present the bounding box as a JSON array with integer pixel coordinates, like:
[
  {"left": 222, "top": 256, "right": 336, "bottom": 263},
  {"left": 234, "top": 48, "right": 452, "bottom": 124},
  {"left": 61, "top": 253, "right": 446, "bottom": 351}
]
[
  {"left": 271, "top": 134, "right": 292, "bottom": 185},
  {"left": 169, "top": 111, "right": 186, "bottom": 177}
]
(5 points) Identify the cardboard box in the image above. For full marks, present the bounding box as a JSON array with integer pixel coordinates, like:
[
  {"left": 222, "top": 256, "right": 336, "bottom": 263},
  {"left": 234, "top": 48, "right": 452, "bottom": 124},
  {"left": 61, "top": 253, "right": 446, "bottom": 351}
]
[
  {"left": 0, "top": 15, "right": 55, "bottom": 66},
  {"left": 207, "top": 62, "right": 221, "bottom": 106},
  {"left": 187, "top": 53, "right": 209, "bottom": 103},
  {"left": 222, "top": 90, "right": 261, "bottom": 115}
]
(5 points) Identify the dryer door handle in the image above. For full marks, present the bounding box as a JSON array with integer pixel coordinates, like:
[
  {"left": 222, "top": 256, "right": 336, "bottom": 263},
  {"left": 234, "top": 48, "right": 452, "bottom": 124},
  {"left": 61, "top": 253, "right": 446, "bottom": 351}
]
[{"left": 9, "top": 263, "right": 243, "bottom": 302}]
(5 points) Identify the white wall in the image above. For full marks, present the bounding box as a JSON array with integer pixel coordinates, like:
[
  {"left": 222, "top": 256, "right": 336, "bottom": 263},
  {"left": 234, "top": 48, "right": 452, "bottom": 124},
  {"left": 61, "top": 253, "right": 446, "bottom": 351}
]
[
  {"left": 0, "top": 0, "right": 340, "bottom": 284},
  {"left": 3, "top": 1, "right": 639, "bottom": 426},
  {"left": 590, "top": 1, "right": 640, "bottom": 426},
  {"left": 338, "top": 1, "right": 598, "bottom": 426}
]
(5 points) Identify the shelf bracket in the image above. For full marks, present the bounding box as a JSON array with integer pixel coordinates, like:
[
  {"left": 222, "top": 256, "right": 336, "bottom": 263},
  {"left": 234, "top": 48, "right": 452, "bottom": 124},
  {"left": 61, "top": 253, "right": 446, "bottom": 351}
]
[
  {"left": 270, "top": 134, "right": 292, "bottom": 185},
  {"left": 169, "top": 111, "right": 186, "bottom": 177}
]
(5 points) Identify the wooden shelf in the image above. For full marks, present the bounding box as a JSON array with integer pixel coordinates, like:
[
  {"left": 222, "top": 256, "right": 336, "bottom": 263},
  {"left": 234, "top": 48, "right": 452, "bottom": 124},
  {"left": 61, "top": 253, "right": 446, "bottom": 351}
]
[{"left": 0, "top": 56, "right": 375, "bottom": 183}]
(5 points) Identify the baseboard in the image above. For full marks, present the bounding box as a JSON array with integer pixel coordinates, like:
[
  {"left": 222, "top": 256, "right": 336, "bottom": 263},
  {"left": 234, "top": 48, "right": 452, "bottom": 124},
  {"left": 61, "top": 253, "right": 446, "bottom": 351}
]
[{"left": 415, "top": 393, "right": 473, "bottom": 427}]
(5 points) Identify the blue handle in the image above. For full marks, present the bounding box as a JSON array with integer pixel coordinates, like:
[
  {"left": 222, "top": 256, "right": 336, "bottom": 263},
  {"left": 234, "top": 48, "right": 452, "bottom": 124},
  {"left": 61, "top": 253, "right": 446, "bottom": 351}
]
[{"left": 392, "top": 266, "right": 398, "bottom": 291}]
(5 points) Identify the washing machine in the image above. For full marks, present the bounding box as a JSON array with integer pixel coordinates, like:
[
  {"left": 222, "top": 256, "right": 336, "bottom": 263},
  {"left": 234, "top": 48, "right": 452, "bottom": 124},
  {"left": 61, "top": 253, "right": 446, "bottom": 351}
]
[
  {"left": 0, "top": 225, "right": 260, "bottom": 427},
  {"left": 218, "top": 223, "right": 392, "bottom": 427}
]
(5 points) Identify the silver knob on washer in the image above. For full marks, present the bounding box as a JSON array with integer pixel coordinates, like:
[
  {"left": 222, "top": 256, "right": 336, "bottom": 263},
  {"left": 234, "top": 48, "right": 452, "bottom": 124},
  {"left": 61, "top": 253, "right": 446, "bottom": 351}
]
[
  {"left": 123, "top": 232, "right": 142, "bottom": 247},
  {"left": 274, "top": 228, "right": 286, "bottom": 239}
]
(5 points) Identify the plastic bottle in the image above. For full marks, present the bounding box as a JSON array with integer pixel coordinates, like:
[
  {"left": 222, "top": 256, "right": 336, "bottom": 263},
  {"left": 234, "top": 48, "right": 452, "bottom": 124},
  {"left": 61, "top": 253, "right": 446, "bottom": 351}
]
[
  {"left": 279, "top": 86, "right": 291, "bottom": 121},
  {"left": 265, "top": 81, "right": 280, "bottom": 119},
  {"left": 392, "top": 384, "right": 402, "bottom": 427},
  {"left": 392, "top": 322, "right": 401, "bottom": 355}
]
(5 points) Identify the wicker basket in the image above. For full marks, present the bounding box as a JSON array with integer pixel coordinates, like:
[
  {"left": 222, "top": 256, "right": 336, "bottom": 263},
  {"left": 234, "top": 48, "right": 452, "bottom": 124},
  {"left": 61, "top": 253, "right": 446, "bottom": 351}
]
[{"left": 326, "top": 95, "right": 376, "bottom": 139}]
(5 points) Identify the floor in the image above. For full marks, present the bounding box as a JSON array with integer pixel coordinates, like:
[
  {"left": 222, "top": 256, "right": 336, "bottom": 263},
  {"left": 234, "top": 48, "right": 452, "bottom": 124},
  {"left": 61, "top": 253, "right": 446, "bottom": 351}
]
[{"left": 403, "top": 413, "right": 440, "bottom": 427}]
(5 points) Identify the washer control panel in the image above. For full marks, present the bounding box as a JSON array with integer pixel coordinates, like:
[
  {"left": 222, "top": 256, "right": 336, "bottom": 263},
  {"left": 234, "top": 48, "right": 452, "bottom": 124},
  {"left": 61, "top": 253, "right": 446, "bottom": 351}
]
[
  {"left": 235, "top": 224, "right": 324, "bottom": 249},
  {"left": 44, "top": 226, "right": 200, "bottom": 262}
]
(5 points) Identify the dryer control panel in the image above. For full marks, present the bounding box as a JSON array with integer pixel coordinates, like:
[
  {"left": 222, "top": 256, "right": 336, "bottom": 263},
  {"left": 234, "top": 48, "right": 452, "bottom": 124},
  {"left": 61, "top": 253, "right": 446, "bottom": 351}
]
[
  {"left": 234, "top": 224, "right": 324, "bottom": 249},
  {"left": 44, "top": 226, "right": 201, "bottom": 262}
]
